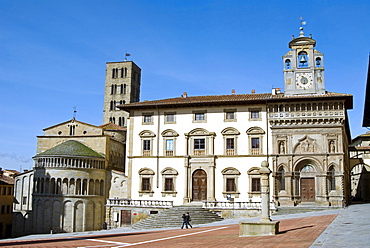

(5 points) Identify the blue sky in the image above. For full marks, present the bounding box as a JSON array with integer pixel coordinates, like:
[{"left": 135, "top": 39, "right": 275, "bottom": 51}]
[{"left": 1, "top": 0, "right": 369, "bottom": 171}]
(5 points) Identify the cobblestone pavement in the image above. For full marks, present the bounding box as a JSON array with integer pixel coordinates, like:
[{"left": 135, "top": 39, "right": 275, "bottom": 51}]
[{"left": 2, "top": 203, "right": 369, "bottom": 248}]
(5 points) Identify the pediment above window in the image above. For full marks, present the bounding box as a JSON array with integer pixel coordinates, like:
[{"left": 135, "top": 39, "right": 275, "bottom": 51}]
[
  {"left": 161, "top": 167, "right": 178, "bottom": 175},
  {"left": 221, "top": 127, "right": 240, "bottom": 135},
  {"left": 186, "top": 128, "right": 214, "bottom": 136},
  {"left": 139, "top": 130, "right": 156, "bottom": 138},
  {"left": 161, "top": 129, "right": 179, "bottom": 137},
  {"left": 221, "top": 167, "right": 240, "bottom": 175},
  {"left": 138, "top": 168, "right": 155, "bottom": 175},
  {"left": 246, "top": 127, "right": 265, "bottom": 135}
]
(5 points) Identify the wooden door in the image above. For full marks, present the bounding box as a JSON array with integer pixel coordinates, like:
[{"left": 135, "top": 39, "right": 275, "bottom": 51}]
[
  {"left": 301, "top": 178, "right": 315, "bottom": 202},
  {"left": 120, "top": 210, "right": 131, "bottom": 226},
  {"left": 192, "top": 170, "right": 207, "bottom": 201}
]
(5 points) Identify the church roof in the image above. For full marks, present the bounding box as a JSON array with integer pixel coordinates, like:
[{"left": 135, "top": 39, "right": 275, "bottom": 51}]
[
  {"left": 99, "top": 122, "right": 126, "bottom": 131},
  {"left": 35, "top": 140, "right": 104, "bottom": 158},
  {"left": 119, "top": 91, "right": 353, "bottom": 111}
]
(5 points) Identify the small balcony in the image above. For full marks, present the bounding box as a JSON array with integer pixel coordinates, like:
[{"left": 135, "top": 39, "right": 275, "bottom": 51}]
[{"left": 193, "top": 149, "right": 205, "bottom": 156}]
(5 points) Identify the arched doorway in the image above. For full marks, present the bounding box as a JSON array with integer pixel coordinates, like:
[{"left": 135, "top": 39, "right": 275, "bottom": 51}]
[
  {"left": 192, "top": 169, "right": 207, "bottom": 201},
  {"left": 300, "top": 165, "right": 316, "bottom": 202}
]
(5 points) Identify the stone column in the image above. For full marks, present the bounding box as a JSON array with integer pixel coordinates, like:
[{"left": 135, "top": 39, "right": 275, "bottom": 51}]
[
  {"left": 239, "top": 161, "right": 279, "bottom": 237},
  {"left": 183, "top": 156, "right": 190, "bottom": 203},
  {"left": 259, "top": 161, "right": 271, "bottom": 222}
]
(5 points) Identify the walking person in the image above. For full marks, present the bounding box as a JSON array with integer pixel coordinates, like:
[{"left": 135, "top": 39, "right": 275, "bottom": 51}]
[
  {"left": 185, "top": 212, "right": 192, "bottom": 228},
  {"left": 181, "top": 213, "right": 187, "bottom": 229}
]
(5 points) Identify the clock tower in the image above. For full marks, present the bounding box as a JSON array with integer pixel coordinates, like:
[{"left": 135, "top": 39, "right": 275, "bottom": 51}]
[{"left": 283, "top": 21, "right": 326, "bottom": 95}]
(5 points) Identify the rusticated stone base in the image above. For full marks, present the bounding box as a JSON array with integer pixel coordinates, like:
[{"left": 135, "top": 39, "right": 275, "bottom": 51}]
[{"left": 239, "top": 220, "right": 280, "bottom": 237}]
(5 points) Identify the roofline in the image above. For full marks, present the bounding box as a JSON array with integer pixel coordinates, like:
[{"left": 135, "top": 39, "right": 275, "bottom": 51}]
[
  {"left": 119, "top": 92, "right": 353, "bottom": 111},
  {"left": 43, "top": 119, "right": 99, "bottom": 131}
]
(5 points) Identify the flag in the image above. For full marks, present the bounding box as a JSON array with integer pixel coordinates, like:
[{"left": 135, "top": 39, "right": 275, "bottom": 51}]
[{"left": 125, "top": 53, "right": 131, "bottom": 57}]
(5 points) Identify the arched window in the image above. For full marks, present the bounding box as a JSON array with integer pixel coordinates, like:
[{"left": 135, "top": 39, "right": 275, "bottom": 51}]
[
  {"left": 221, "top": 167, "right": 240, "bottom": 198},
  {"left": 162, "top": 129, "right": 179, "bottom": 156},
  {"left": 248, "top": 168, "right": 261, "bottom": 199},
  {"left": 246, "top": 127, "right": 265, "bottom": 155},
  {"left": 161, "top": 168, "right": 178, "bottom": 196},
  {"left": 328, "top": 166, "right": 336, "bottom": 191},
  {"left": 298, "top": 51, "right": 308, "bottom": 68},
  {"left": 277, "top": 167, "right": 286, "bottom": 191},
  {"left": 315, "top": 57, "right": 322, "bottom": 67},
  {"left": 285, "top": 59, "right": 291, "bottom": 69},
  {"left": 138, "top": 168, "right": 155, "bottom": 196},
  {"left": 221, "top": 127, "right": 240, "bottom": 156}
]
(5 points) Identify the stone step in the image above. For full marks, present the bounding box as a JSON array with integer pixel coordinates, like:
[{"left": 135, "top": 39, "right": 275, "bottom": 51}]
[{"left": 132, "top": 205, "right": 223, "bottom": 229}]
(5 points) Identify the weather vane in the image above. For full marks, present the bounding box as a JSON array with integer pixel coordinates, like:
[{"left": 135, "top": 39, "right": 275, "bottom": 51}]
[
  {"left": 299, "top": 17, "right": 307, "bottom": 27},
  {"left": 124, "top": 52, "right": 131, "bottom": 61},
  {"left": 73, "top": 106, "right": 77, "bottom": 119}
]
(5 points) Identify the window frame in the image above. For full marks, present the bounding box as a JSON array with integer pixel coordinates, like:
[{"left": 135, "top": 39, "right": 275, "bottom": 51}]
[
  {"left": 139, "top": 130, "right": 156, "bottom": 157},
  {"left": 164, "top": 112, "right": 176, "bottom": 124},
  {"left": 224, "top": 109, "right": 237, "bottom": 122},
  {"left": 138, "top": 168, "right": 155, "bottom": 197},
  {"left": 162, "top": 129, "right": 179, "bottom": 157},
  {"left": 221, "top": 167, "right": 240, "bottom": 198},
  {"left": 248, "top": 167, "right": 261, "bottom": 199},
  {"left": 249, "top": 108, "right": 262, "bottom": 121},
  {"left": 193, "top": 110, "right": 207, "bottom": 123},
  {"left": 142, "top": 112, "right": 154, "bottom": 125},
  {"left": 161, "top": 168, "right": 178, "bottom": 196}
]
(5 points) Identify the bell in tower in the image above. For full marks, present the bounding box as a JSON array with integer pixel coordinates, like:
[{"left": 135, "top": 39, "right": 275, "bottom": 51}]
[{"left": 282, "top": 19, "right": 326, "bottom": 96}]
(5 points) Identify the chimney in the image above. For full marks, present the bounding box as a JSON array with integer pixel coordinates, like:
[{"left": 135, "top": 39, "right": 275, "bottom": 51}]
[
  {"left": 272, "top": 88, "right": 276, "bottom": 95},
  {"left": 23, "top": 169, "right": 28, "bottom": 172},
  {"left": 251, "top": 89, "right": 256, "bottom": 94},
  {"left": 231, "top": 89, "right": 236, "bottom": 95},
  {"left": 183, "top": 92, "right": 187, "bottom": 98}
]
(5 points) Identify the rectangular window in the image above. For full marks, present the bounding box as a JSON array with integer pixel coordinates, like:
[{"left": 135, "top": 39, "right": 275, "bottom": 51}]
[
  {"left": 251, "top": 111, "right": 260, "bottom": 119},
  {"left": 22, "top": 196, "right": 27, "bottom": 205},
  {"left": 166, "top": 114, "right": 175, "bottom": 123},
  {"left": 194, "top": 139, "right": 205, "bottom": 150},
  {"left": 251, "top": 138, "right": 260, "bottom": 149},
  {"left": 164, "top": 178, "right": 174, "bottom": 191},
  {"left": 143, "top": 140, "right": 151, "bottom": 151},
  {"left": 226, "top": 138, "right": 235, "bottom": 149},
  {"left": 143, "top": 115, "right": 152, "bottom": 123},
  {"left": 195, "top": 113, "right": 205, "bottom": 121},
  {"left": 166, "top": 139, "right": 174, "bottom": 151},
  {"left": 226, "top": 138, "right": 235, "bottom": 155},
  {"left": 165, "top": 139, "right": 174, "bottom": 156},
  {"left": 6, "top": 205, "right": 10, "bottom": 214},
  {"left": 1, "top": 205, "right": 4, "bottom": 214},
  {"left": 251, "top": 178, "right": 261, "bottom": 192},
  {"left": 141, "top": 178, "right": 150, "bottom": 191},
  {"left": 226, "top": 178, "right": 236, "bottom": 192},
  {"left": 226, "top": 112, "right": 235, "bottom": 120}
]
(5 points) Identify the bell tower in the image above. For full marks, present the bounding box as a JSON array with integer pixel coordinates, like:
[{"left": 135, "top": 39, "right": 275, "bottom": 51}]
[
  {"left": 103, "top": 59, "right": 141, "bottom": 126},
  {"left": 283, "top": 20, "right": 326, "bottom": 96}
]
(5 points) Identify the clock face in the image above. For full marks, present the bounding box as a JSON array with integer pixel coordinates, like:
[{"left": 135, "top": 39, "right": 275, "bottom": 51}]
[{"left": 296, "top": 73, "right": 313, "bottom": 89}]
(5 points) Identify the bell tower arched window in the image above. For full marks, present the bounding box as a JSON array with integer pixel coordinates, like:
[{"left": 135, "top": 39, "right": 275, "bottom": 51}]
[
  {"left": 298, "top": 51, "right": 308, "bottom": 68},
  {"left": 315, "top": 57, "right": 322, "bottom": 67},
  {"left": 285, "top": 59, "right": 291, "bottom": 69}
]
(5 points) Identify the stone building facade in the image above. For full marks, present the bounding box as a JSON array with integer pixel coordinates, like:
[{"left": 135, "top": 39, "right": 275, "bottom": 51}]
[
  {"left": 12, "top": 120, "right": 128, "bottom": 236},
  {"left": 12, "top": 25, "right": 356, "bottom": 236},
  {"left": 117, "top": 26, "right": 352, "bottom": 211}
]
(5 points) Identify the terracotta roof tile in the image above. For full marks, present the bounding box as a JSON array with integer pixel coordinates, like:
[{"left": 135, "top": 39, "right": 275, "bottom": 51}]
[
  {"left": 99, "top": 123, "right": 126, "bottom": 131},
  {"left": 119, "top": 92, "right": 352, "bottom": 110}
]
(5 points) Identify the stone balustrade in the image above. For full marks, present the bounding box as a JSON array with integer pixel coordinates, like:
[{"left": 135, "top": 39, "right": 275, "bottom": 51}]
[
  {"left": 106, "top": 199, "right": 173, "bottom": 208},
  {"left": 202, "top": 200, "right": 276, "bottom": 210}
]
